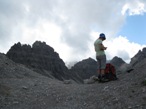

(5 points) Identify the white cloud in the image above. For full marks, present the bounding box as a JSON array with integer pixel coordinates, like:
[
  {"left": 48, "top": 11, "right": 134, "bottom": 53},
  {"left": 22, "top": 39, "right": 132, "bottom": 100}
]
[
  {"left": 122, "top": 0, "right": 146, "bottom": 16},
  {"left": 105, "top": 36, "right": 146, "bottom": 63},
  {"left": 0, "top": 0, "right": 146, "bottom": 65}
]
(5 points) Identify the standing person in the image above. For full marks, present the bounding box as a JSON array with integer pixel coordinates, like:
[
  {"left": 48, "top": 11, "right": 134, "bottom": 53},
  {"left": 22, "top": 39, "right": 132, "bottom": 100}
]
[{"left": 94, "top": 33, "right": 109, "bottom": 82}]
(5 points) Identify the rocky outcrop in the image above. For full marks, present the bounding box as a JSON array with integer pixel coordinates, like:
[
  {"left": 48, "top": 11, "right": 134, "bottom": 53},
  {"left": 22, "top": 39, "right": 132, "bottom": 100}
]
[
  {"left": 130, "top": 47, "right": 146, "bottom": 66},
  {"left": 6, "top": 41, "right": 69, "bottom": 80},
  {"left": 110, "top": 56, "right": 126, "bottom": 70},
  {"left": 70, "top": 57, "right": 98, "bottom": 79}
]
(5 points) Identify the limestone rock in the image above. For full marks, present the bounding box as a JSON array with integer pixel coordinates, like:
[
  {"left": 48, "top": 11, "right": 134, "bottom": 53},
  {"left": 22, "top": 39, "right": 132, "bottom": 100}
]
[{"left": 6, "top": 41, "right": 69, "bottom": 81}]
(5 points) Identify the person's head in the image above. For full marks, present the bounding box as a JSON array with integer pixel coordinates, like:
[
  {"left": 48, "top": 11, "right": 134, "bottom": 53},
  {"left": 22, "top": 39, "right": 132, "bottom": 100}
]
[{"left": 99, "top": 33, "right": 106, "bottom": 40}]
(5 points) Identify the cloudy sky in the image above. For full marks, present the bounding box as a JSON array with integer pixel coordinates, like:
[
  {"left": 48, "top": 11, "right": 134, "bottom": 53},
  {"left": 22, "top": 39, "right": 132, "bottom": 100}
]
[{"left": 0, "top": 0, "right": 146, "bottom": 65}]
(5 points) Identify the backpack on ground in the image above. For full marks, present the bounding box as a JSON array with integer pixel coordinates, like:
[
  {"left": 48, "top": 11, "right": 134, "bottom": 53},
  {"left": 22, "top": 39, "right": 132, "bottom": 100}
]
[{"left": 104, "top": 63, "right": 118, "bottom": 80}]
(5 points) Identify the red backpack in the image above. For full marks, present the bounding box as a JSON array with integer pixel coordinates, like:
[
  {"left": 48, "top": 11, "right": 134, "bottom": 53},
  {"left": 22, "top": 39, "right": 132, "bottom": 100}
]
[{"left": 104, "top": 63, "right": 118, "bottom": 80}]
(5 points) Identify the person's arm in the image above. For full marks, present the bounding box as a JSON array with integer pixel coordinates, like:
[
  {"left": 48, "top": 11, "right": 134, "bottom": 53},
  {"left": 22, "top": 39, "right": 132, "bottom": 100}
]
[{"left": 99, "top": 44, "right": 107, "bottom": 50}]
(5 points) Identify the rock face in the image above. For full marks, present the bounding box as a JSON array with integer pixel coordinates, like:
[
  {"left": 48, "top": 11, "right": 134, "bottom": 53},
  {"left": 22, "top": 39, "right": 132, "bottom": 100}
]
[
  {"left": 6, "top": 41, "right": 69, "bottom": 80},
  {"left": 130, "top": 47, "right": 146, "bottom": 66},
  {"left": 110, "top": 56, "right": 126, "bottom": 69},
  {"left": 70, "top": 57, "right": 98, "bottom": 79}
]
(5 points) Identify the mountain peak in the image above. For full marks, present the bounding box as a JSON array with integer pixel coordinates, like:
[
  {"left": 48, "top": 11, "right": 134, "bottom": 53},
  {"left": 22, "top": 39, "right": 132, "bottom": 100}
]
[
  {"left": 130, "top": 47, "right": 146, "bottom": 66},
  {"left": 6, "top": 41, "right": 68, "bottom": 80},
  {"left": 110, "top": 56, "right": 126, "bottom": 69}
]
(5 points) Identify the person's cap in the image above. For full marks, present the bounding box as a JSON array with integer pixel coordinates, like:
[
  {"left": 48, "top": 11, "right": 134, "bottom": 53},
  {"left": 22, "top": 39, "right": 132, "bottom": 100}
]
[{"left": 99, "top": 33, "right": 106, "bottom": 40}]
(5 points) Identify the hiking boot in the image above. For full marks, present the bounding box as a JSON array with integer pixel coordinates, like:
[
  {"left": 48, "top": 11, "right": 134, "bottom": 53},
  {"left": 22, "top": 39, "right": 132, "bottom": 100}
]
[{"left": 99, "top": 76, "right": 109, "bottom": 83}]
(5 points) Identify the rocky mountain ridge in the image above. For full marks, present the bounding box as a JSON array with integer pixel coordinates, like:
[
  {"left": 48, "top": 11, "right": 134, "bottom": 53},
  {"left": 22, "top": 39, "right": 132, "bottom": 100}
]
[
  {"left": 130, "top": 48, "right": 146, "bottom": 67},
  {"left": 6, "top": 41, "right": 129, "bottom": 83},
  {"left": 6, "top": 41, "right": 69, "bottom": 81},
  {"left": 6, "top": 41, "right": 83, "bottom": 83}
]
